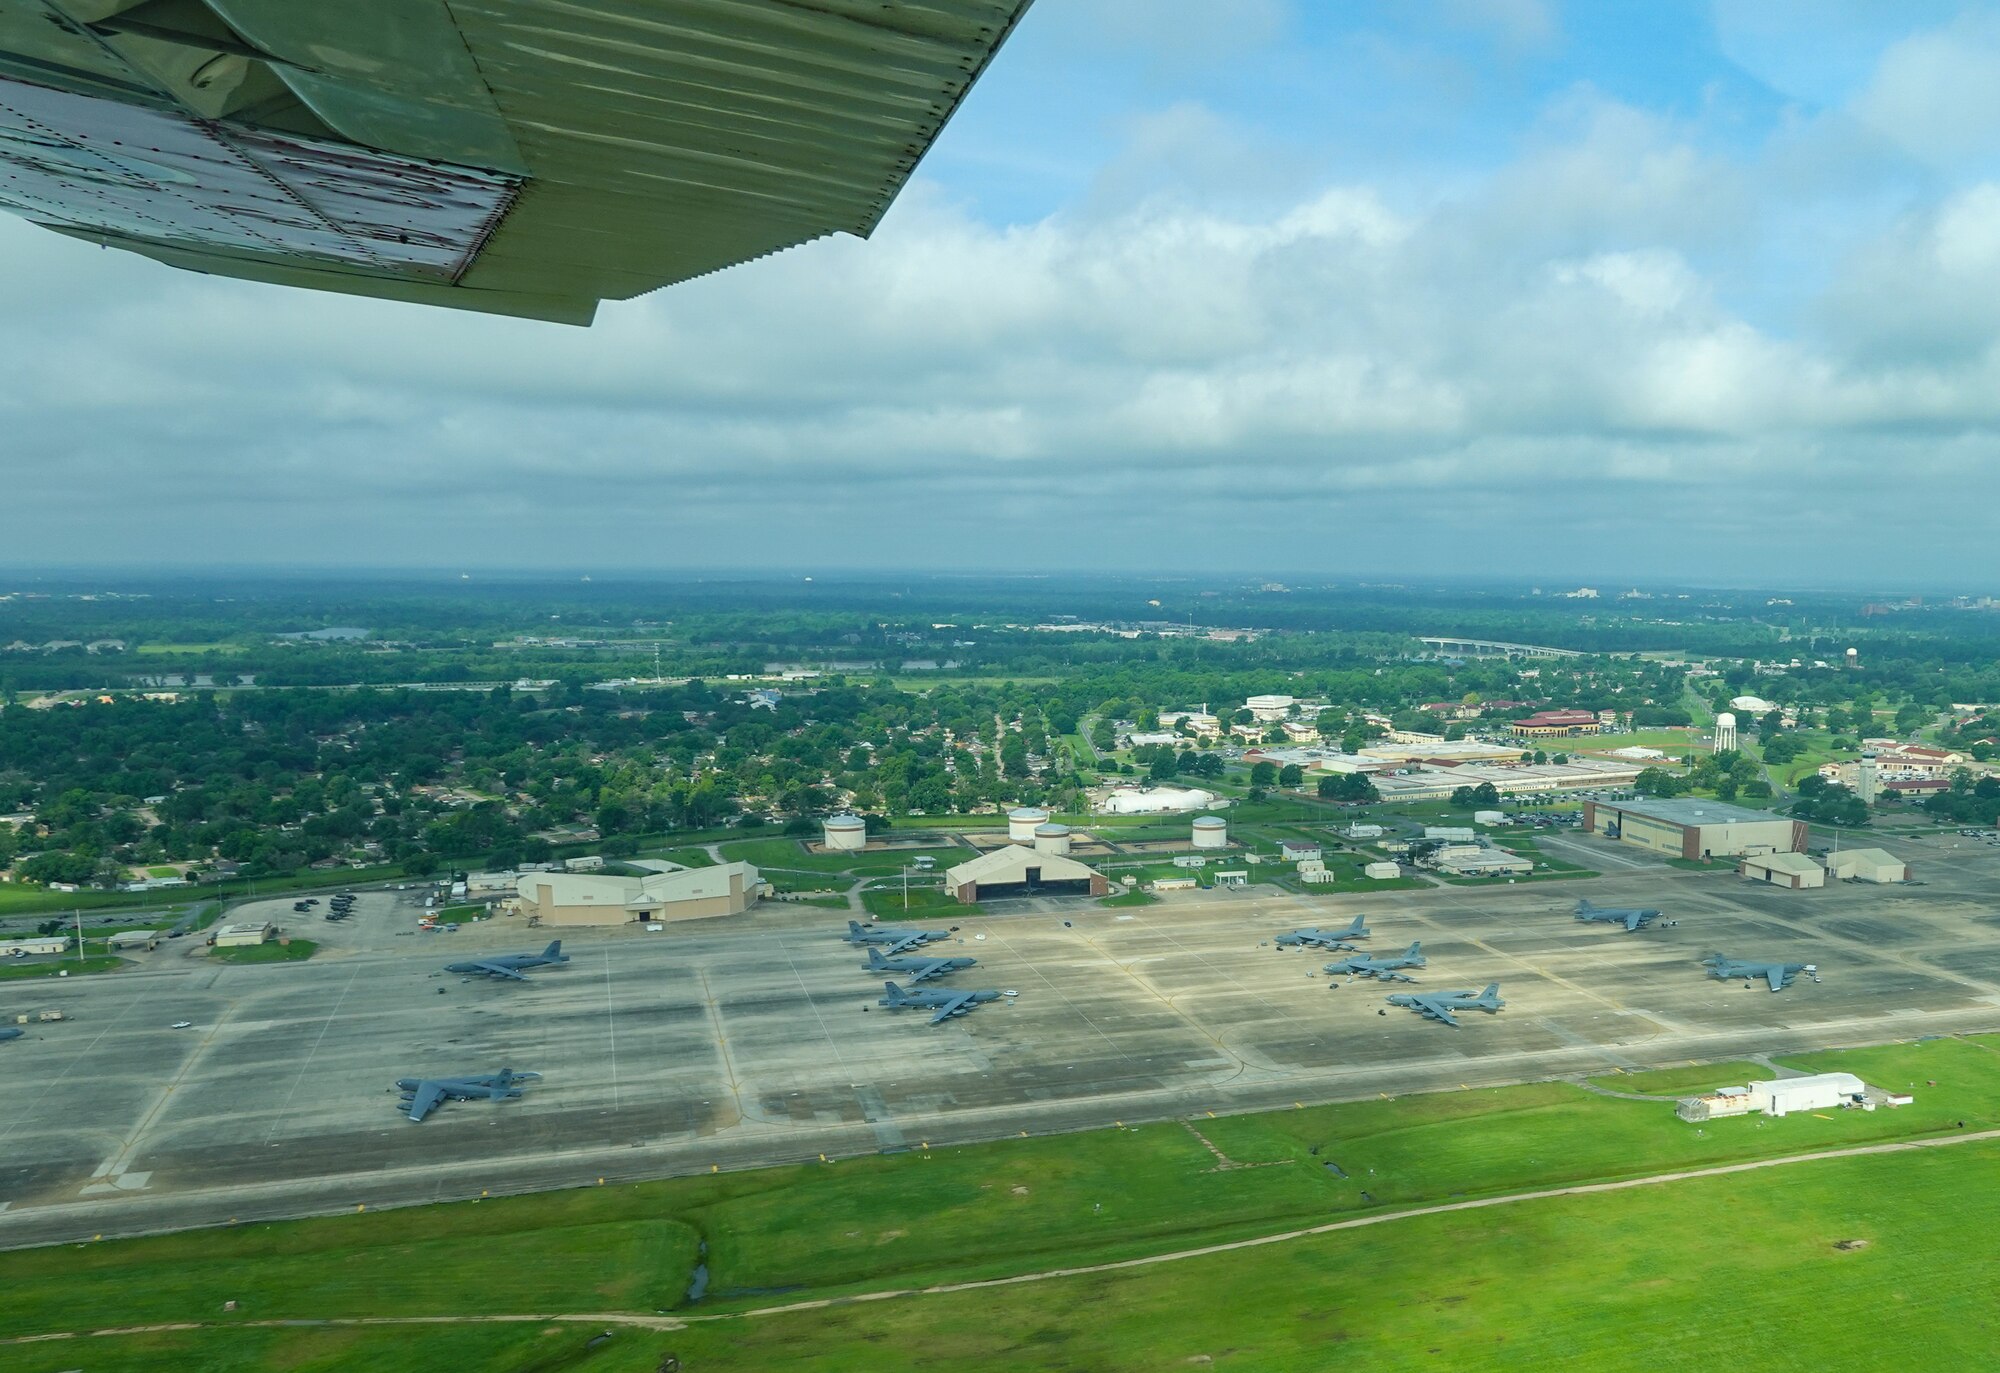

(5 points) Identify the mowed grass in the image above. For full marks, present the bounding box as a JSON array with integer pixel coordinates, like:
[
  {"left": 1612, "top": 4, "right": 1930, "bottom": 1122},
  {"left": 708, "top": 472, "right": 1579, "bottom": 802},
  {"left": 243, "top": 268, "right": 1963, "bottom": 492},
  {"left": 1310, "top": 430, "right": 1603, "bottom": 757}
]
[
  {"left": 0, "top": 1206, "right": 698, "bottom": 1337},
  {"left": 650, "top": 1140, "right": 2000, "bottom": 1372},
  {"left": 210, "top": 939, "right": 317, "bottom": 964},
  {"left": 0, "top": 953, "right": 126, "bottom": 980},
  {"left": 1587, "top": 1060, "right": 1770, "bottom": 1095},
  {"left": 33, "top": 1323, "right": 676, "bottom": 1373}
]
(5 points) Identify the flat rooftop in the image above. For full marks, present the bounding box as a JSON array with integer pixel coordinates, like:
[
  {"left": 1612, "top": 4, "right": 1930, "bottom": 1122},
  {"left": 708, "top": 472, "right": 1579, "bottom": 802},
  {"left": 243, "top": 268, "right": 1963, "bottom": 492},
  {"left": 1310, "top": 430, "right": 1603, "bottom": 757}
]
[{"left": 1603, "top": 797, "right": 1787, "bottom": 827}]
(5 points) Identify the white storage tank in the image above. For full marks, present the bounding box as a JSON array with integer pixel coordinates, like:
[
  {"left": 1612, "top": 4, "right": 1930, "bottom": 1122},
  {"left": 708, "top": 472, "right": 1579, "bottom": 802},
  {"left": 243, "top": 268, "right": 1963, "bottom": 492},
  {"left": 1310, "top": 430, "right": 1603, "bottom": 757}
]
[
  {"left": 823, "top": 814, "right": 867, "bottom": 852},
  {"left": 1192, "top": 815, "right": 1229, "bottom": 849},
  {"left": 1008, "top": 806, "right": 1050, "bottom": 842},
  {"left": 1033, "top": 822, "right": 1072, "bottom": 855}
]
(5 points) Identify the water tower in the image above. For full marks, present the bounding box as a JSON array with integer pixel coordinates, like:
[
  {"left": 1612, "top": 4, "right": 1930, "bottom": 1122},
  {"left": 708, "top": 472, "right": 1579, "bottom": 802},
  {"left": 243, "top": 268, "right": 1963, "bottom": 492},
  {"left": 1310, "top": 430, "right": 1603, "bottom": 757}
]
[{"left": 1713, "top": 712, "right": 1737, "bottom": 753}]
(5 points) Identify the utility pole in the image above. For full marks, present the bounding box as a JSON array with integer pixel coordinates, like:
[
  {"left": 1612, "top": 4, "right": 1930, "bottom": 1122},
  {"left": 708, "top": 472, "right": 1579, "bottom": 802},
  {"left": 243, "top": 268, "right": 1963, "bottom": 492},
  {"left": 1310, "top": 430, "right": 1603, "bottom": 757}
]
[{"left": 73, "top": 907, "right": 83, "bottom": 964}]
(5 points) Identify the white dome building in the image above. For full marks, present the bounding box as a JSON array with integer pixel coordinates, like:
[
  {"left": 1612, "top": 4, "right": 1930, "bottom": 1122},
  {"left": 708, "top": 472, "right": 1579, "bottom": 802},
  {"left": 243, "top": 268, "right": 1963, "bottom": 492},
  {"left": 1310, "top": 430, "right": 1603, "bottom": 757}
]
[{"left": 1098, "top": 786, "right": 1219, "bottom": 816}]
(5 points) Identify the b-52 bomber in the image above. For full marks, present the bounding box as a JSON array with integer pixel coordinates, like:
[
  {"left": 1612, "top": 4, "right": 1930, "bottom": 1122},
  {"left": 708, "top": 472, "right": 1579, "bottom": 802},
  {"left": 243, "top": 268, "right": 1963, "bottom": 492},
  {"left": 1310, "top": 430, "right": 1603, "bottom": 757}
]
[
  {"left": 1575, "top": 898, "right": 1671, "bottom": 931},
  {"left": 1325, "top": 942, "right": 1427, "bottom": 983},
  {"left": 396, "top": 1069, "right": 540, "bottom": 1122},
  {"left": 864, "top": 945, "right": 977, "bottom": 983},
  {"left": 1386, "top": 984, "right": 1504, "bottom": 1027},
  {"left": 877, "top": 981, "right": 1002, "bottom": 1025},
  {"left": 1704, "top": 954, "right": 1817, "bottom": 991},
  {"left": 1274, "top": 916, "right": 1370, "bottom": 951},
  {"left": 445, "top": 941, "right": 569, "bottom": 981},
  {"left": 845, "top": 921, "right": 951, "bottom": 955}
]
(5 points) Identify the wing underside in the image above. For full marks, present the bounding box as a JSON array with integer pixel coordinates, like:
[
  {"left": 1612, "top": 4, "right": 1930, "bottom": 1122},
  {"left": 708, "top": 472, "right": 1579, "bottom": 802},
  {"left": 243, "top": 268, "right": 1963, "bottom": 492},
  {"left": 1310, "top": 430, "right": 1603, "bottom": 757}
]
[{"left": 0, "top": 0, "right": 1036, "bottom": 322}]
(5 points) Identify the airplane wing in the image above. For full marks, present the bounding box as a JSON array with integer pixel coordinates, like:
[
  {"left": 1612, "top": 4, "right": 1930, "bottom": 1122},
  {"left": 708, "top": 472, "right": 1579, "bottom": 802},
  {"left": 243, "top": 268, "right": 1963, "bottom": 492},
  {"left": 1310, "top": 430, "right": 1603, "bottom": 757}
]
[
  {"left": 885, "top": 935, "right": 930, "bottom": 955},
  {"left": 1625, "top": 913, "right": 1644, "bottom": 932},
  {"left": 907, "top": 962, "right": 947, "bottom": 984},
  {"left": 405, "top": 1082, "right": 447, "bottom": 1122},
  {"left": 467, "top": 962, "right": 528, "bottom": 980},
  {"left": 1419, "top": 1000, "right": 1461, "bottom": 1026},
  {"left": 928, "top": 992, "right": 975, "bottom": 1025},
  {"left": 1766, "top": 967, "right": 1785, "bottom": 992},
  {"left": 0, "top": 1, "right": 1036, "bottom": 324}
]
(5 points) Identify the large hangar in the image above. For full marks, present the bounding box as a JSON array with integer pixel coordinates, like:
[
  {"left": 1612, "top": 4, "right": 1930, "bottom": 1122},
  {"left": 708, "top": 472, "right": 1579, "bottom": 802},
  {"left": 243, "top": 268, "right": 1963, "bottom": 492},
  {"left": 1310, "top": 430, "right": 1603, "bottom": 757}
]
[
  {"left": 514, "top": 862, "right": 763, "bottom": 927},
  {"left": 1582, "top": 798, "right": 1805, "bottom": 861},
  {"left": 945, "top": 846, "right": 1108, "bottom": 903}
]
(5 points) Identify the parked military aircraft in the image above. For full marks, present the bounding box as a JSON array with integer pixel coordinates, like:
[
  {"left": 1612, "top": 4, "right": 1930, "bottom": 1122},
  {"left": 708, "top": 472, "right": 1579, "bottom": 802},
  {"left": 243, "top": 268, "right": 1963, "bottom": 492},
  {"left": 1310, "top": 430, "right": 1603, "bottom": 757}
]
[
  {"left": 1325, "top": 942, "right": 1427, "bottom": 983},
  {"left": 0, "top": 1026, "right": 21, "bottom": 1042},
  {"left": 1275, "top": 916, "right": 1371, "bottom": 950},
  {"left": 396, "top": 1069, "right": 540, "bottom": 1123},
  {"left": 1575, "top": 898, "right": 1669, "bottom": 931},
  {"left": 1703, "top": 954, "right": 1816, "bottom": 991},
  {"left": 845, "top": 921, "right": 951, "bottom": 954},
  {"left": 864, "top": 946, "right": 977, "bottom": 983},
  {"left": 445, "top": 941, "right": 569, "bottom": 981},
  {"left": 1386, "top": 984, "right": 1505, "bottom": 1027},
  {"left": 876, "top": 981, "right": 1002, "bottom": 1025}
]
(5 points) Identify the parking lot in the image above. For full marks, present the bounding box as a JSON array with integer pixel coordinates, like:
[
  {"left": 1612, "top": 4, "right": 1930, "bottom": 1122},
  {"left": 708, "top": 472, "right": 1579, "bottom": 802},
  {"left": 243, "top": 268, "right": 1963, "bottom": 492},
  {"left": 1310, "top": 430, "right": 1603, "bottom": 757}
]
[{"left": 5, "top": 835, "right": 2000, "bottom": 1249}]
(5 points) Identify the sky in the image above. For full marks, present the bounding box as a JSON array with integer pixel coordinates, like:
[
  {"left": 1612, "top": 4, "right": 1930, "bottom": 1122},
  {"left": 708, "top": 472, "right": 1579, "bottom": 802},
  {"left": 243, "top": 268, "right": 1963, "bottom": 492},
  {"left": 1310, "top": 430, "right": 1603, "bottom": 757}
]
[{"left": 4, "top": 1, "right": 2000, "bottom": 587}]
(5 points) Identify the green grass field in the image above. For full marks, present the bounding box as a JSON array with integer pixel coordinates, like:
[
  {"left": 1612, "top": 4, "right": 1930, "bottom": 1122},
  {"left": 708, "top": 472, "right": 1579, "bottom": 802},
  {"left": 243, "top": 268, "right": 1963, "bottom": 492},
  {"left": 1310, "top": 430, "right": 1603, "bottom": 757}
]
[
  {"left": 0, "top": 953, "right": 126, "bottom": 980},
  {"left": 859, "top": 886, "right": 977, "bottom": 921},
  {"left": 15, "top": 1037, "right": 2000, "bottom": 1370},
  {"left": 210, "top": 939, "right": 317, "bottom": 964}
]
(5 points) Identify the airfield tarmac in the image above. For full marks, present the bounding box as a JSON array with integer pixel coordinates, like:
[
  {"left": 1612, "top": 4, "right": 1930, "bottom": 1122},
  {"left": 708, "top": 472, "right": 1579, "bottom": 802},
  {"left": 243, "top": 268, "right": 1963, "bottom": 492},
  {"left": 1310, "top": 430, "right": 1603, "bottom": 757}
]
[{"left": 6, "top": 832, "right": 2000, "bottom": 1250}]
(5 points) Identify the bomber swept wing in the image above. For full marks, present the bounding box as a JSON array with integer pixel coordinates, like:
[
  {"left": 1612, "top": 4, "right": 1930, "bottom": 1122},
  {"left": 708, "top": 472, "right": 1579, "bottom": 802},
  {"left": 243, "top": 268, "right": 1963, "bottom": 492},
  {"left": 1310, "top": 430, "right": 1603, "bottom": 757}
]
[{"left": 0, "top": 1, "right": 1036, "bottom": 323}]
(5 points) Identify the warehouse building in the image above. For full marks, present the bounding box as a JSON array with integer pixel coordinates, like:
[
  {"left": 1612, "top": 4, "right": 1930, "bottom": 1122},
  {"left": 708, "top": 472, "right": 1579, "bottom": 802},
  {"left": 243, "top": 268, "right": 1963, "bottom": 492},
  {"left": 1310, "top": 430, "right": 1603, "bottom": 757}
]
[
  {"left": 1825, "top": 848, "right": 1909, "bottom": 883},
  {"left": 1583, "top": 797, "right": 1806, "bottom": 860},
  {"left": 1430, "top": 845, "right": 1532, "bottom": 877},
  {"left": 1679, "top": 1073, "right": 1872, "bottom": 1122},
  {"left": 0, "top": 936, "right": 71, "bottom": 956},
  {"left": 1739, "top": 852, "right": 1826, "bottom": 889},
  {"left": 514, "top": 862, "right": 763, "bottom": 926},
  {"left": 945, "top": 846, "right": 1108, "bottom": 903}
]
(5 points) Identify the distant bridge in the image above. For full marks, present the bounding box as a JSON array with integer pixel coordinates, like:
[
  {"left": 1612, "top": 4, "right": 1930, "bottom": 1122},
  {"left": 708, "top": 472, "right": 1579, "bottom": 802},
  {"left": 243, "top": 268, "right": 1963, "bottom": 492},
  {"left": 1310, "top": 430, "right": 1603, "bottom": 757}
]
[{"left": 1417, "top": 637, "right": 1585, "bottom": 660}]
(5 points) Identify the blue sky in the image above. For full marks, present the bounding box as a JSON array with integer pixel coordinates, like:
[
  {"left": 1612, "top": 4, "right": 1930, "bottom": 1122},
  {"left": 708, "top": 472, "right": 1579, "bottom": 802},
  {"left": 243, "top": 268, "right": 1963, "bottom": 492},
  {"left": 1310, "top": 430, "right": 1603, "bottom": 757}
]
[{"left": 5, "top": 1, "right": 2000, "bottom": 588}]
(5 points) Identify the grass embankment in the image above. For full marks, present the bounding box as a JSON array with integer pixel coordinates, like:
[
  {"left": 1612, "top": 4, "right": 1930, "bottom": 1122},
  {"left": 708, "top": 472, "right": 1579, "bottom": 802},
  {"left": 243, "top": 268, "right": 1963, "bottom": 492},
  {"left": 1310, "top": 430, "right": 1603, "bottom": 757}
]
[{"left": 210, "top": 939, "right": 318, "bottom": 965}]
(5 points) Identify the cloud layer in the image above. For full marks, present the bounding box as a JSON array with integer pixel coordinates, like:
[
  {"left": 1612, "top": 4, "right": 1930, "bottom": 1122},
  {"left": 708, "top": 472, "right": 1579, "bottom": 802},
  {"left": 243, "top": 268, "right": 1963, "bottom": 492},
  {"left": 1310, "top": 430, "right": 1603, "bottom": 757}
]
[{"left": 4, "top": 4, "right": 2000, "bottom": 585}]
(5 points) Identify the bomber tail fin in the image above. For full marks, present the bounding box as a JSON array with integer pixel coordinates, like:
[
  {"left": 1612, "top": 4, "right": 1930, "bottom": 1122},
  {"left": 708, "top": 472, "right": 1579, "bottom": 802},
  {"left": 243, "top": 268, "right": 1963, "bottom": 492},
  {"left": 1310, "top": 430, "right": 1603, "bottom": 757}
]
[
  {"left": 543, "top": 940, "right": 563, "bottom": 960},
  {"left": 1473, "top": 983, "right": 1502, "bottom": 1008},
  {"left": 866, "top": 947, "right": 889, "bottom": 968},
  {"left": 1344, "top": 915, "right": 1370, "bottom": 937}
]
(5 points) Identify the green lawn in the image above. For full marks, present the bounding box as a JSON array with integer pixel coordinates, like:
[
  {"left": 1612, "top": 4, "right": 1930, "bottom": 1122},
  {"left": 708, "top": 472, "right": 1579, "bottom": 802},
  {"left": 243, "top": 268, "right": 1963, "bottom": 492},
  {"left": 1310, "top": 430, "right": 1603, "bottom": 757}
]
[
  {"left": 645, "top": 1141, "right": 2000, "bottom": 1371},
  {"left": 1099, "top": 886, "right": 1158, "bottom": 907},
  {"left": 210, "top": 939, "right": 318, "bottom": 964},
  {"left": 1587, "top": 1061, "right": 1770, "bottom": 1095},
  {"left": 0, "top": 953, "right": 126, "bottom": 980},
  {"left": 859, "top": 887, "right": 978, "bottom": 921}
]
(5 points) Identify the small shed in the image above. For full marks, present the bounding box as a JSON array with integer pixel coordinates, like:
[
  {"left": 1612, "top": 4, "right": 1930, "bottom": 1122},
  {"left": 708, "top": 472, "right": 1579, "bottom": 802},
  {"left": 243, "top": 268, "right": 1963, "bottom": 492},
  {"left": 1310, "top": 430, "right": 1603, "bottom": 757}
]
[
  {"left": 211, "top": 921, "right": 273, "bottom": 948},
  {"left": 1364, "top": 861, "right": 1402, "bottom": 880},
  {"left": 106, "top": 930, "right": 161, "bottom": 951}
]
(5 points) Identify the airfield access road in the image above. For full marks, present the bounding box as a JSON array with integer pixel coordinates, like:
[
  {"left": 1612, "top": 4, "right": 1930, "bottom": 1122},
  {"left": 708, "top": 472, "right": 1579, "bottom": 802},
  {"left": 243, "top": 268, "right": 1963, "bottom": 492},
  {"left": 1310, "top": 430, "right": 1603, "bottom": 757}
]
[{"left": 5, "top": 836, "right": 2000, "bottom": 1250}]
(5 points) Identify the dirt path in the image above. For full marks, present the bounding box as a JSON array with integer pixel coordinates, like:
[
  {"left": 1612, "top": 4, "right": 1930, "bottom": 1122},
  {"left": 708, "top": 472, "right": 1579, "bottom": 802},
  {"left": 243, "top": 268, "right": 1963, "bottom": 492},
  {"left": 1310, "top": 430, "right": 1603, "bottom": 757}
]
[{"left": 10, "top": 1126, "right": 1998, "bottom": 1346}]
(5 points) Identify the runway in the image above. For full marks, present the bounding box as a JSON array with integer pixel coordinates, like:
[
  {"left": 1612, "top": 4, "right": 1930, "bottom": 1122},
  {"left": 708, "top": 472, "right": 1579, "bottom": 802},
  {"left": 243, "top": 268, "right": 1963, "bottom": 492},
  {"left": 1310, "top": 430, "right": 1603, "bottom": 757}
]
[{"left": 4, "top": 832, "right": 1999, "bottom": 1250}]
